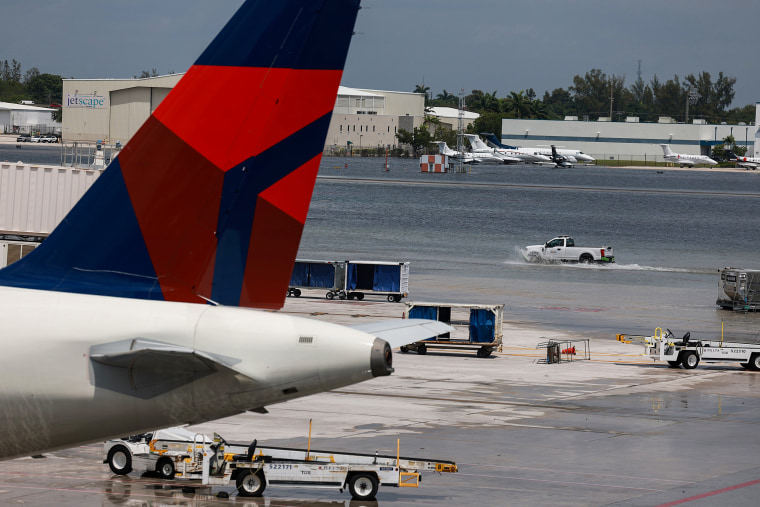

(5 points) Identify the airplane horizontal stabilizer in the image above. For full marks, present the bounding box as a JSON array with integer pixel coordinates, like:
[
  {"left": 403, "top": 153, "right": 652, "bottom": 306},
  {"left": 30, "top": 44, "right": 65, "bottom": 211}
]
[
  {"left": 89, "top": 338, "right": 245, "bottom": 399},
  {"left": 350, "top": 319, "right": 454, "bottom": 348}
]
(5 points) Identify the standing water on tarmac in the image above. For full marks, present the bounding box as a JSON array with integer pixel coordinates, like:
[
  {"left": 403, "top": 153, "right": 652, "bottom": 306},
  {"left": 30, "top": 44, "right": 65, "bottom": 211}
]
[
  {"left": 300, "top": 156, "right": 760, "bottom": 341},
  {"left": 3, "top": 145, "right": 759, "bottom": 341}
]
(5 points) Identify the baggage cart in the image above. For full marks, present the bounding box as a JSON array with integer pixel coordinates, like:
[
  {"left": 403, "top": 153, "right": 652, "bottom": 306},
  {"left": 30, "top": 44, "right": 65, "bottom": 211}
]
[
  {"left": 402, "top": 302, "right": 504, "bottom": 357},
  {"left": 288, "top": 259, "right": 409, "bottom": 302}
]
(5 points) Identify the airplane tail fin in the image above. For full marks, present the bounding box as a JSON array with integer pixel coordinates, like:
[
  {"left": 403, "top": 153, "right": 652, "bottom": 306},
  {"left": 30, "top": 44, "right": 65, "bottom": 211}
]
[
  {"left": 660, "top": 144, "right": 674, "bottom": 156},
  {"left": 0, "top": 0, "right": 361, "bottom": 310}
]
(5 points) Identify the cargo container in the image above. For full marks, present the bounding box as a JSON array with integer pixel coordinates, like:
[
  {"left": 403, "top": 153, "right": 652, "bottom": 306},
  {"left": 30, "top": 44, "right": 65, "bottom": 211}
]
[
  {"left": 716, "top": 267, "right": 760, "bottom": 311},
  {"left": 288, "top": 260, "right": 409, "bottom": 302},
  {"left": 402, "top": 302, "right": 504, "bottom": 357}
]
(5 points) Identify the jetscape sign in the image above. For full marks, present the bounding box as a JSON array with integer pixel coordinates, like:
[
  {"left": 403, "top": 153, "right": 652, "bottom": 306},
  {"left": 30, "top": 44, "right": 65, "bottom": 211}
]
[{"left": 66, "top": 94, "right": 107, "bottom": 109}]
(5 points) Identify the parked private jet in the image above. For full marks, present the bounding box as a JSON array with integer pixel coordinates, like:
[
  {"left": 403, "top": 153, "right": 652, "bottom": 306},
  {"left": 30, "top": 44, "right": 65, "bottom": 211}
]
[
  {"left": 481, "top": 133, "right": 594, "bottom": 164},
  {"left": 478, "top": 133, "right": 552, "bottom": 163},
  {"left": 659, "top": 144, "right": 717, "bottom": 167},
  {"left": 0, "top": 0, "right": 450, "bottom": 461},
  {"left": 462, "top": 134, "right": 522, "bottom": 164},
  {"left": 730, "top": 154, "right": 759, "bottom": 170}
]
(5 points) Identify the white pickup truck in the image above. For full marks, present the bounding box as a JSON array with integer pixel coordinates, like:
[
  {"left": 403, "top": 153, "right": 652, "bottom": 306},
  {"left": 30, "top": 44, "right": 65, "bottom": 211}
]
[{"left": 524, "top": 236, "right": 614, "bottom": 264}]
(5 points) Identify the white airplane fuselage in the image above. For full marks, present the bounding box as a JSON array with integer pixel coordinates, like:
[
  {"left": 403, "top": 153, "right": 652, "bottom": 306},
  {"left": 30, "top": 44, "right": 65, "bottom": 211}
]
[{"left": 0, "top": 287, "right": 387, "bottom": 460}]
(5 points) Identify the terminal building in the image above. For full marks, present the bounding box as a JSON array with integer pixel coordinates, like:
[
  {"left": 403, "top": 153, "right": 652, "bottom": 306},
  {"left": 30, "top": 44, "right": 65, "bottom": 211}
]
[{"left": 501, "top": 104, "right": 759, "bottom": 160}]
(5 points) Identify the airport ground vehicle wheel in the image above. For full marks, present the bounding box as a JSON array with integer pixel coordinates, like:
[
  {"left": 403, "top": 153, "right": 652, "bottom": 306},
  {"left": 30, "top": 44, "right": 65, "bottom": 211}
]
[
  {"left": 387, "top": 295, "right": 395, "bottom": 302},
  {"left": 527, "top": 252, "right": 541, "bottom": 263},
  {"left": 667, "top": 360, "right": 682, "bottom": 368},
  {"left": 680, "top": 351, "right": 699, "bottom": 369},
  {"left": 477, "top": 346, "right": 492, "bottom": 358},
  {"left": 579, "top": 254, "right": 594, "bottom": 264},
  {"left": 348, "top": 473, "right": 379, "bottom": 500},
  {"left": 107, "top": 445, "right": 133, "bottom": 475},
  {"left": 339, "top": 291, "right": 347, "bottom": 300},
  {"left": 393, "top": 295, "right": 403, "bottom": 302},
  {"left": 416, "top": 344, "right": 427, "bottom": 355},
  {"left": 356, "top": 292, "right": 364, "bottom": 300},
  {"left": 293, "top": 288, "right": 301, "bottom": 297},
  {"left": 156, "top": 457, "right": 175, "bottom": 479},
  {"left": 326, "top": 291, "right": 335, "bottom": 300},
  {"left": 399, "top": 346, "right": 409, "bottom": 353},
  {"left": 749, "top": 354, "right": 760, "bottom": 371},
  {"left": 236, "top": 470, "right": 266, "bottom": 497},
  {"left": 740, "top": 362, "right": 750, "bottom": 369}
]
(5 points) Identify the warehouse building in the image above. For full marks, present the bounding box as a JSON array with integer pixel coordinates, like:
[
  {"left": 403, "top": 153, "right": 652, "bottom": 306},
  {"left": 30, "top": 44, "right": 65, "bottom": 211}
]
[{"left": 501, "top": 103, "right": 759, "bottom": 160}]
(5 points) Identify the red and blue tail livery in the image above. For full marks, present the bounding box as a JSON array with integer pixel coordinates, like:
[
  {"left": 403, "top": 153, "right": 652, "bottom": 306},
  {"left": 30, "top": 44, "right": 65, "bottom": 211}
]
[{"left": 0, "top": 0, "right": 361, "bottom": 309}]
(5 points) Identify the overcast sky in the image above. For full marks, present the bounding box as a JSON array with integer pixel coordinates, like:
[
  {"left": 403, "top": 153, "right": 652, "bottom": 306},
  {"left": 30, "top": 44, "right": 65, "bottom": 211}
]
[{"left": 4, "top": 0, "right": 757, "bottom": 108}]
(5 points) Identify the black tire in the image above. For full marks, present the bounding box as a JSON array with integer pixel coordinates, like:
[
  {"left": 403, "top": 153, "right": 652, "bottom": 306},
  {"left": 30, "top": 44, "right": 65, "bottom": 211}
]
[
  {"left": 348, "top": 473, "right": 379, "bottom": 501},
  {"left": 339, "top": 291, "right": 347, "bottom": 300},
  {"left": 236, "top": 470, "right": 266, "bottom": 497},
  {"left": 156, "top": 457, "right": 175, "bottom": 479},
  {"left": 107, "top": 445, "right": 133, "bottom": 475},
  {"left": 356, "top": 293, "right": 364, "bottom": 301},
  {"left": 347, "top": 293, "right": 355, "bottom": 300},
  {"left": 393, "top": 295, "right": 403, "bottom": 302},
  {"left": 579, "top": 254, "right": 593, "bottom": 264},
  {"left": 387, "top": 295, "right": 395, "bottom": 302},
  {"left": 293, "top": 288, "right": 301, "bottom": 297},
  {"left": 667, "top": 360, "right": 682, "bottom": 368},
  {"left": 326, "top": 291, "right": 335, "bottom": 300},
  {"left": 399, "top": 346, "right": 409, "bottom": 353},
  {"left": 749, "top": 354, "right": 760, "bottom": 371},
  {"left": 477, "top": 346, "right": 492, "bottom": 358},
  {"left": 416, "top": 344, "right": 427, "bottom": 355},
  {"left": 740, "top": 362, "right": 750, "bottom": 369},
  {"left": 681, "top": 351, "right": 699, "bottom": 369}
]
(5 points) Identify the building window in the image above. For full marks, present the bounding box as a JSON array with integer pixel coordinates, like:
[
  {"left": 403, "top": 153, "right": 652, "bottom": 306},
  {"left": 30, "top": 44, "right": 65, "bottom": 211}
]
[
  {"left": 340, "top": 125, "right": 343, "bottom": 132},
  {"left": 372, "top": 125, "right": 375, "bottom": 132},
  {"left": 353, "top": 125, "right": 355, "bottom": 132}
]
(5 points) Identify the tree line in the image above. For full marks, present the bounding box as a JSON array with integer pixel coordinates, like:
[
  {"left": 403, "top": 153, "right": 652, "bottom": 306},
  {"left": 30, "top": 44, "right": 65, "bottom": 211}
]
[{"left": 415, "top": 68, "right": 755, "bottom": 138}]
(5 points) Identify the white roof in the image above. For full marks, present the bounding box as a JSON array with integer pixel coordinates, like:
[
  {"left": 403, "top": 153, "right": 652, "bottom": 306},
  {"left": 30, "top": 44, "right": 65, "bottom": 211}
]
[
  {"left": 337, "top": 86, "right": 384, "bottom": 98},
  {"left": 428, "top": 106, "right": 479, "bottom": 120},
  {"left": 0, "top": 101, "right": 55, "bottom": 112}
]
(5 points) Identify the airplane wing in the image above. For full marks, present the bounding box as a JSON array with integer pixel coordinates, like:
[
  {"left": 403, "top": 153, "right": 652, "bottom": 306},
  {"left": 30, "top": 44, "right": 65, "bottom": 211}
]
[
  {"left": 89, "top": 338, "right": 246, "bottom": 399},
  {"left": 350, "top": 319, "right": 454, "bottom": 348},
  {"left": 737, "top": 161, "right": 759, "bottom": 169}
]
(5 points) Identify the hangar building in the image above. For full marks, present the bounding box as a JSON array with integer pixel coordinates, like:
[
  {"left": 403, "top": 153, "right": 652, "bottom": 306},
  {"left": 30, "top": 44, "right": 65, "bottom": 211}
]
[
  {"left": 0, "top": 102, "right": 59, "bottom": 135},
  {"left": 501, "top": 104, "right": 759, "bottom": 160},
  {"left": 62, "top": 77, "right": 425, "bottom": 152}
]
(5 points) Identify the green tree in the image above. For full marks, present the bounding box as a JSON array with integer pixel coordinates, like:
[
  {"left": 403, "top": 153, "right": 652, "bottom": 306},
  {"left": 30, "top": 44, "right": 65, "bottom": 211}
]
[
  {"left": 396, "top": 126, "right": 432, "bottom": 156},
  {"left": 503, "top": 90, "right": 531, "bottom": 119},
  {"left": 27, "top": 73, "right": 63, "bottom": 104}
]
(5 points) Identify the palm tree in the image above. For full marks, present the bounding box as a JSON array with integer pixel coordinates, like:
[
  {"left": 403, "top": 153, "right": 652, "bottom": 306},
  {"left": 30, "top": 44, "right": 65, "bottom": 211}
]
[{"left": 504, "top": 90, "right": 531, "bottom": 119}]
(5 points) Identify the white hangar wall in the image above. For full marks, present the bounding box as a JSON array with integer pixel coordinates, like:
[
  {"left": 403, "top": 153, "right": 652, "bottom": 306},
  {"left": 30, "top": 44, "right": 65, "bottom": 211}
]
[{"left": 502, "top": 107, "right": 758, "bottom": 160}]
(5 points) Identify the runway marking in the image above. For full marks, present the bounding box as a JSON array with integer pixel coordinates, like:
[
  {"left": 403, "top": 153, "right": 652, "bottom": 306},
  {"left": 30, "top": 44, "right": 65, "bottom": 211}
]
[
  {"left": 318, "top": 175, "right": 760, "bottom": 198},
  {"left": 655, "top": 477, "right": 760, "bottom": 506}
]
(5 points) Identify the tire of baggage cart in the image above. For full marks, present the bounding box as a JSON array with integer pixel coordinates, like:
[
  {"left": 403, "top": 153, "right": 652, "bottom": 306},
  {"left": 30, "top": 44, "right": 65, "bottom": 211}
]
[
  {"left": 348, "top": 472, "right": 379, "bottom": 500},
  {"left": 667, "top": 360, "right": 682, "bottom": 368},
  {"left": 236, "top": 469, "right": 266, "bottom": 497},
  {"left": 680, "top": 351, "right": 699, "bottom": 369},
  {"left": 156, "top": 457, "right": 175, "bottom": 479},
  {"left": 477, "top": 346, "right": 492, "bottom": 358},
  {"left": 416, "top": 344, "right": 427, "bottom": 355},
  {"left": 107, "top": 445, "right": 133, "bottom": 475}
]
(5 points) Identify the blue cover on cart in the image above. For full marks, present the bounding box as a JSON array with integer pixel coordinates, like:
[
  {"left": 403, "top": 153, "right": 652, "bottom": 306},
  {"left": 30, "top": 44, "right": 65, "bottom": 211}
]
[
  {"left": 409, "top": 306, "right": 437, "bottom": 320},
  {"left": 469, "top": 309, "right": 495, "bottom": 343},
  {"left": 373, "top": 264, "right": 400, "bottom": 292},
  {"left": 290, "top": 262, "right": 309, "bottom": 286},
  {"left": 309, "top": 263, "right": 335, "bottom": 288}
]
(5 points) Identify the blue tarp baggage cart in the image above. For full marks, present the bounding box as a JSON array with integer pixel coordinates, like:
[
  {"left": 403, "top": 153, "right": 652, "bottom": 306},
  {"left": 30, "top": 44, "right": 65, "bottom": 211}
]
[
  {"left": 403, "top": 302, "right": 504, "bottom": 357},
  {"left": 288, "top": 260, "right": 409, "bottom": 302}
]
